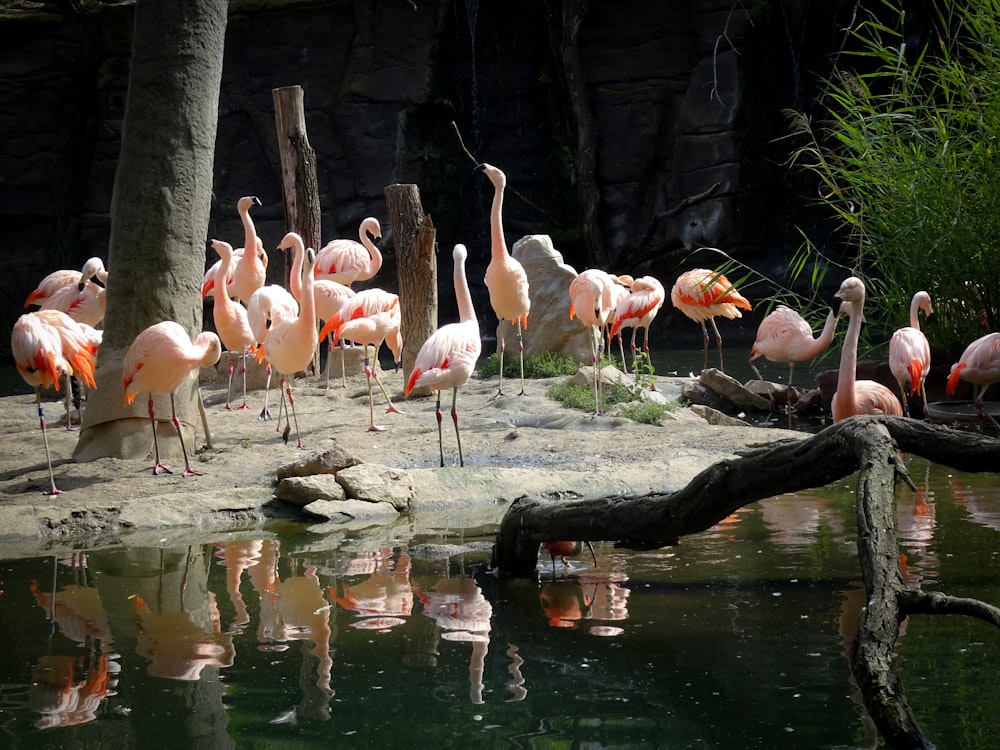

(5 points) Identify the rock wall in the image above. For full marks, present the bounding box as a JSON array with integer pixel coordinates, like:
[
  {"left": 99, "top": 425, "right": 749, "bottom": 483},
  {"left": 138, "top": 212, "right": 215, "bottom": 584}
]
[{"left": 0, "top": 0, "right": 851, "bottom": 344}]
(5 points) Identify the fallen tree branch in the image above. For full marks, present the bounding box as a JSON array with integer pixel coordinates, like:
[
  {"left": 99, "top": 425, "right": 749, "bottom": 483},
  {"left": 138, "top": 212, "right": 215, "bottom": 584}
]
[{"left": 491, "top": 415, "right": 1000, "bottom": 748}]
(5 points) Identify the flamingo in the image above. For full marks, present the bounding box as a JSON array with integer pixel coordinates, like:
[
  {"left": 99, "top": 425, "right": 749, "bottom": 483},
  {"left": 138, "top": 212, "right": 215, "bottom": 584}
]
[
  {"left": 606, "top": 274, "right": 633, "bottom": 366},
  {"left": 405, "top": 244, "right": 482, "bottom": 466},
  {"left": 750, "top": 303, "right": 845, "bottom": 407},
  {"left": 609, "top": 275, "right": 666, "bottom": 384},
  {"left": 24, "top": 257, "right": 109, "bottom": 308},
  {"left": 123, "top": 321, "right": 222, "bottom": 477},
  {"left": 946, "top": 331, "right": 1000, "bottom": 428},
  {"left": 540, "top": 541, "right": 597, "bottom": 579},
  {"left": 313, "top": 217, "right": 383, "bottom": 285},
  {"left": 246, "top": 282, "right": 298, "bottom": 421},
  {"left": 254, "top": 247, "right": 319, "bottom": 448},
  {"left": 11, "top": 310, "right": 99, "bottom": 495},
  {"left": 671, "top": 268, "right": 752, "bottom": 372},
  {"left": 319, "top": 288, "right": 403, "bottom": 432},
  {"left": 209, "top": 240, "right": 257, "bottom": 411},
  {"left": 569, "top": 268, "right": 614, "bottom": 414},
  {"left": 201, "top": 196, "right": 267, "bottom": 301},
  {"left": 831, "top": 277, "right": 903, "bottom": 422},
  {"left": 889, "top": 291, "right": 933, "bottom": 417},
  {"left": 281, "top": 231, "right": 357, "bottom": 389},
  {"left": 478, "top": 162, "right": 530, "bottom": 398}
]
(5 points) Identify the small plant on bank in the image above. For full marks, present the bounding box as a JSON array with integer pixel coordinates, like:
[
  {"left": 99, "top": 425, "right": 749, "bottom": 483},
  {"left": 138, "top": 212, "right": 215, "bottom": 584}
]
[
  {"left": 477, "top": 351, "right": 584, "bottom": 379},
  {"left": 546, "top": 378, "right": 677, "bottom": 424}
]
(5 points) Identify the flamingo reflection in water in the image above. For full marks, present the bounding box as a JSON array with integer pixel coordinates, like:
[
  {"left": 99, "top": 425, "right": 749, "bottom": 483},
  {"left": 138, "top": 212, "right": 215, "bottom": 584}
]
[
  {"left": 540, "top": 573, "right": 630, "bottom": 636},
  {"left": 28, "top": 553, "right": 118, "bottom": 729},
  {"left": 332, "top": 546, "right": 413, "bottom": 631},
  {"left": 131, "top": 594, "right": 235, "bottom": 681},
  {"left": 213, "top": 539, "right": 265, "bottom": 635},
  {"left": 415, "top": 575, "right": 493, "bottom": 704}
]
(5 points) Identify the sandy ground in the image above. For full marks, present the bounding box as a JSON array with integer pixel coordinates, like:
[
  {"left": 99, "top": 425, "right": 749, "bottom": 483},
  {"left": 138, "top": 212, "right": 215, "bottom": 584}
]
[{"left": 0, "top": 362, "right": 804, "bottom": 555}]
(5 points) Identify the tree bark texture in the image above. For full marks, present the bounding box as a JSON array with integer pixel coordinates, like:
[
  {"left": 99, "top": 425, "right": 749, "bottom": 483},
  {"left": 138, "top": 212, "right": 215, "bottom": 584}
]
[
  {"left": 273, "top": 84, "right": 322, "bottom": 373},
  {"left": 75, "top": 0, "right": 228, "bottom": 461},
  {"left": 384, "top": 184, "right": 436, "bottom": 389},
  {"left": 492, "top": 415, "right": 1000, "bottom": 748}
]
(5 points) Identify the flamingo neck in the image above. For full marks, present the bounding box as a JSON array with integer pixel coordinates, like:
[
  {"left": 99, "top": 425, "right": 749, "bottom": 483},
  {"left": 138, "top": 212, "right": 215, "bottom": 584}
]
[
  {"left": 214, "top": 248, "right": 234, "bottom": 305},
  {"left": 838, "top": 299, "right": 864, "bottom": 407},
  {"left": 289, "top": 236, "right": 305, "bottom": 301},
  {"left": 909, "top": 294, "right": 923, "bottom": 330},
  {"left": 489, "top": 180, "right": 508, "bottom": 261},
  {"left": 809, "top": 308, "right": 840, "bottom": 357},
  {"left": 240, "top": 202, "right": 256, "bottom": 253},
  {"left": 299, "top": 261, "right": 316, "bottom": 330},
  {"left": 456, "top": 254, "right": 475, "bottom": 324},
  {"left": 361, "top": 225, "right": 383, "bottom": 278}
]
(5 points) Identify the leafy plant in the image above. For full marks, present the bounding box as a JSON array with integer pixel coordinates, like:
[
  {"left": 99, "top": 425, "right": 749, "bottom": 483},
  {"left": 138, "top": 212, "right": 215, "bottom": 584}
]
[
  {"left": 545, "top": 378, "right": 678, "bottom": 425},
  {"left": 780, "top": 0, "right": 1000, "bottom": 353},
  {"left": 477, "top": 351, "right": 583, "bottom": 379}
]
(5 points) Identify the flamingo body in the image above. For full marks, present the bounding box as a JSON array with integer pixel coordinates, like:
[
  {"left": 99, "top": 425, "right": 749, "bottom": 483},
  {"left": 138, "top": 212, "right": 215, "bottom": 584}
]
[
  {"left": 831, "top": 277, "right": 903, "bottom": 422},
  {"left": 750, "top": 304, "right": 843, "bottom": 398},
  {"left": 888, "top": 291, "right": 933, "bottom": 417},
  {"left": 671, "top": 268, "right": 751, "bottom": 371},
  {"left": 569, "top": 268, "right": 614, "bottom": 412},
  {"left": 202, "top": 196, "right": 266, "bottom": 300},
  {"left": 406, "top": 244, "right": 481, "bottom": 466},
  {"left": 123, "top": 320, "right": 222, "bottom": 476},
  {"left": 478, "top": 162, "right": 530, "bottom": 396},
  {"left": 210, "top": 240, "right": 257, "bottom": 411},
  {"left": 947, "top": 332, "right": 1000, "bottom": 425},
  {"left": 313, "top": 217, "right": 383, "bottom": 285},
  {"left": 25, "top": 257, "right": 108, "bottom": 308}
]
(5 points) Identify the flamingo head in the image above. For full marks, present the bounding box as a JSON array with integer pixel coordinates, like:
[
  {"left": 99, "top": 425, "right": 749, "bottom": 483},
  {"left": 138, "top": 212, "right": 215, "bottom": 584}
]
[
  {"left": 475, "top": 162, "right": 506, "bottom": 189},
  {"left": 834, "top": 277, "right": 866, "bottom": 306}
]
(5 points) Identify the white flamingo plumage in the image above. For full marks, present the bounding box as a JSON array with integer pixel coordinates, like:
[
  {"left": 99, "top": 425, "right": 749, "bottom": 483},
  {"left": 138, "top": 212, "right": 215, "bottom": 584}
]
[
  {"left": 24, "top": 257, "right": 108, "bottom": 309},
  {"left": 313, "top": 217, "right": 383, "bottom": 286},
  {"left": 569, "top": 268, "right": 614, "bottom": 414},
  {"left": 11, "top": 310, "right": 100, "bottom": 495},
  {"left": 947, "top": 331, "right": 1000, "bottom": 427},
  {"left": 405, "top": 244, "right": 482, "bottom": 466},
  {"left": 889, "top": 291, "right": 933, "bottom": 417},
  {"left": 246, "top": 283, "right": 298, "bottom": 422},
  {"left": 122, "top": 321, "right": 222, "bottom": 477},
  {"left": 201, "top": 196, "right": 267, "bottom": 301},
  {"left": 209, "top": 240, "right": 257, "bottom": 411}
]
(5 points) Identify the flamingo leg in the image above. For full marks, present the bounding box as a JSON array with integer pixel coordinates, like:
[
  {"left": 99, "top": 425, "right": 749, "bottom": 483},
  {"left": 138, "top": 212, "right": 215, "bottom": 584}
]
[
  {"left": 170, "top": 392, "right": 203, "bottom": 476},
  {"left": 699, "top": 321, "right": 710, "bottom": 371},
  {"left": 148, "top": 396, "right": 171, "bottom": 476},
  {"left": 237, "top": 349, "right": 250, "bottom": 411},
  {"left": 258, "top": 362, "right": 272, "bottom": 421},
  {"left": 590, "top": 326, "right": 603, "bottom": 416},
  {"left": 34, "top": 387, "right": 61, "bottom": 496},
  {"left": 629, "top": 328, "right": 639, "bottom": 376},
  {"left": 225, "top": 354, "right": 235, "bottom": 410},
  {"left": 516, "top": 320, "right": 526, "bottom": 396},
  {"left": 709, "top": 317, "right": 725, "bottom": 371},
  {"left": 340, "top": 340, "right": 348, "bottom": 389},
  {"left": 642, "top": 326, "right": 657, "bottom": 391},
  {"left": 275, "top": 375, "right": 290, "bottom": 434},
  {"left": 323, "top": 335, "right": 333, "bottom": 390},
  {"left": 363, "top": 346, "right": 387, "bottom": 432},
  {"left": 434, "top": 391, "right": 445, "bottom": 467},
  {"left": 451, "top": 386, "right": 465, "bottom": 467},
  {"left": 284, "top": 381, "right": 303, "bottom": 448},
  {"left": 493, "top": 320, "right": 506, "bottom": 399}
]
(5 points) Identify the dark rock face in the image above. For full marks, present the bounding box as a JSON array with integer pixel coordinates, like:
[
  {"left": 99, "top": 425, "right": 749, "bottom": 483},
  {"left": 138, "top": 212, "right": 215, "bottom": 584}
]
[{"left": 1, "top": 1, "right": 851, "bottom": 337}]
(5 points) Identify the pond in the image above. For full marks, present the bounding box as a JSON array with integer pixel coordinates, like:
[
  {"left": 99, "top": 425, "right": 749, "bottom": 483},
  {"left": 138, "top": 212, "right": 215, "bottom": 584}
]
[{"left": 1, "top": 456, "right": 998, "bottom": 749}]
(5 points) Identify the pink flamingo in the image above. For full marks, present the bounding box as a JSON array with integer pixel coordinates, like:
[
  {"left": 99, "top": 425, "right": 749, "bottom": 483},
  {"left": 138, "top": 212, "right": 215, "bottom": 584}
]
[
  {"left": 24, "top": 257, "right": 108, "bottom": 308},
  {"left": 569, "top": 268, "right": 614, "bottom": 414},
  {"left": 201, "top": 196, "right": 267, "bottom": 301},
  {"left": 254, "top": 247, "right": 319, "bottom": 448},
  {"left": 11, "top": 310, "right": 99, "bottom": 495},
  {"left": 946, "top": 331, "right": 1000, "bottom": 428},
  {"left": 122, "top": 321, "right": 222, "bottom": 477},
  {"left": 281, "top": 231, "right": 357, "bottom": 389},
  {"left": 210, "top": 240, "right": 257, "bottom": 411},
  {"left": 671, "top": 268, "right": 751, "bottom": 372},
  {"left": 478, "top": 162, "right": 530, "bottom": 398},
  {"left": 313, "top": 217, "right": 383, "bottom": 285},
  {"left": 319, "top": 288, "right": 402, "bottom": 432},
  {"left": 540, "top": 541, "right": 597, "bottom": 579},
  {"left": 889, "top": 291, "right": 933, "bottom": 417},
  {"left": 246, "top": 282, "right": 298, "bottom": 422},
  {"left": 831, "top": 277, "right": 903, "bottom": 422},
  {"left": 405, "top": 244, "right": 482, "bottom": 466},
  {"left": 609, "top": 274, "right": 665, "bottom": 383},
  {"left": 606, "top": 274, "right": 633, "bottom": 366},
  {"left": 750, "top": 303, "right": 844, "bottom": 406}
]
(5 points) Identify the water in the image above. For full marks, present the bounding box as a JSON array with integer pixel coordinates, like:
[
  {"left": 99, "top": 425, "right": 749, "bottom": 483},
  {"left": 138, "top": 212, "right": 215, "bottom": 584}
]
[{"left": 1, "top": 457, "right": 999, "bottom": 748}]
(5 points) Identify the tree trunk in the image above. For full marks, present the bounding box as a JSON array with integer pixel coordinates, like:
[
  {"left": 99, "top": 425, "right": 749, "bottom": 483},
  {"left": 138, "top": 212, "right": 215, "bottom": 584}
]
[
  {"left": 74, "top": 0, "right": 228, "bottom": 462},
  {"left": 273, "top": 84, "right": 322, "bottom": 374},
  {"left": 384, "top": 184, "right": 436, "bottom": 390},
  {"left": 492, "top": 415, "right": 1000, "bottom": 748}
]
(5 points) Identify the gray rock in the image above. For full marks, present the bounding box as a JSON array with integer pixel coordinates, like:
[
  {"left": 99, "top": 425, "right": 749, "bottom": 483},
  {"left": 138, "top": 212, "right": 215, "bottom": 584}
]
[
  {"left": 302, "top": 498, "right": 400, "bottom": 523},
  {"left": 336, "top": 463, "right": 414, "bottom": 511},
  {"left": 275, "top": 475, "right": 347, "bottom": 507},
  {"left": 275, "top": 444, "right": 362, "bottom": 481},
  {"left": 699, "top": 368, "right": 770, "bottom": 411}
]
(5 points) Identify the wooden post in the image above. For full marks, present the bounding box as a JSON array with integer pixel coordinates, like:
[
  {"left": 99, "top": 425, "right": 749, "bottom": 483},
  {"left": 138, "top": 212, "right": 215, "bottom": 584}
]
[
  {"left": 273, "top": 84, "right": 322, "bottom": 372},
  {"left": 385, "top": 184, "right": 436, "bottom": 391}
]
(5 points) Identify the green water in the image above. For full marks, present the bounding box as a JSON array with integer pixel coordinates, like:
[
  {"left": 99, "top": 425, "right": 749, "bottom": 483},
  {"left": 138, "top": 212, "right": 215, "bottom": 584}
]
[{"left": 0, "top": 457, "right": 998, "bottom": 749}]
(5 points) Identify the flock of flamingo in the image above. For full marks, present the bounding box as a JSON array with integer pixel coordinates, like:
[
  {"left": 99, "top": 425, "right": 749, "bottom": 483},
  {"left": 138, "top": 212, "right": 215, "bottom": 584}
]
[{"left": 11, "top": 162, "right": 1000, "bottom": 501}]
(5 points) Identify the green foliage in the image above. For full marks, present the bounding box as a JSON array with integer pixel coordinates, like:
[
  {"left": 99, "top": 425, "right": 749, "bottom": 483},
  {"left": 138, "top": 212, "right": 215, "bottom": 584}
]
[
  {"left": 477, "top": 351, "right": 583, "bottom": 379},
  {"left": 782, "top": 0, "right": 1000, "bottom": 351},
  {"left": 545, "top": 378, "right": 678, "bottom": 425}
]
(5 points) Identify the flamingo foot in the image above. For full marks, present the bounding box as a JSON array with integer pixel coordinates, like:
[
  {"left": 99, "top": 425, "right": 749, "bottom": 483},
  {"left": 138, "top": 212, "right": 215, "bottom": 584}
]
[
  {"left": 44, "top": 485, "right": 62, "bottom": 497},
  {"left": 154, "top": 463, "right": 173, "bottom": 476},
  {"left": 368, "top": 423, "right": 387, "bottom": 432},
  {"left": 236, "top": 403, "right": 251, "bottom": 411},
  {"left": 258, "top": 407, "right": 271, "bottom": 421},
  {"left": 182, "top": 467, "right": 204, "bottom": 477},
  {"left": 491, "top": 389, "right": 506, "bottom": 401},
  {"left": 224, "top": 404, "right": 233, "bottom": 411},
  {"left": 385, "top": 405, "right": 402, "bottom": 415}
]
